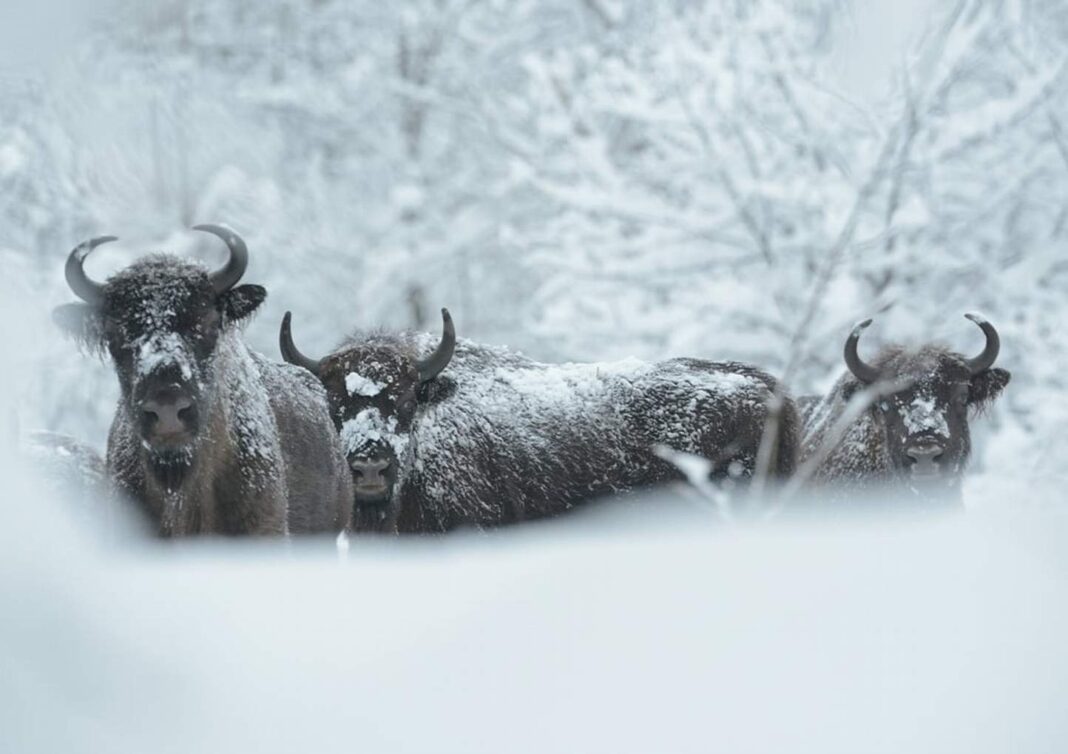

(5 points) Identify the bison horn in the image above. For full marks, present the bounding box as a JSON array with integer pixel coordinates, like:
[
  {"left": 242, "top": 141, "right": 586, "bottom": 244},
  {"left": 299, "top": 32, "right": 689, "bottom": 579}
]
[
  {"left": 279, "top": 311, "right": 323, "bottom": 377},
  {"left": 844, "top": 318, "right": 880, "bottom": 384},
  {"left": 65, "top": 236, "right": 117, "bottom": 306},
  {"left": 192, "top": 224, "right": 248, "bottom": 293},
  {"left": 415, "top": 308, "right": 456, "bottom": 383},
  {"left": 963, "top": 313, "right": 1000, "bottom": 375}
]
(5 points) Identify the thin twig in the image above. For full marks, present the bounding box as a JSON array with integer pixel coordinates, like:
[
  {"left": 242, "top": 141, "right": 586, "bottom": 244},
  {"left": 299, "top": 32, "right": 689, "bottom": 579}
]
[
  {"left": 749, "top": 119, "right": 902, "bottom": 496},
  {"left": 778, "top": 377, "right": 914, "bottom": 502}
]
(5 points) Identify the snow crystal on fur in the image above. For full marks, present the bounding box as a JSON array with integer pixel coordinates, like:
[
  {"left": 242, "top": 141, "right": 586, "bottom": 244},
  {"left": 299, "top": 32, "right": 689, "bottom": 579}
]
[
  {"left": 137, "top": 332, "right": 194, "bottom": 381},
  {"left": 341, "top": 408, "right": 408, "bottom": 459},
  {"left": 345, "top": 372, "right": 386, "bottom": 397},
  {"left": 899, "top": 396, "right": 950, "bottom": 438}
]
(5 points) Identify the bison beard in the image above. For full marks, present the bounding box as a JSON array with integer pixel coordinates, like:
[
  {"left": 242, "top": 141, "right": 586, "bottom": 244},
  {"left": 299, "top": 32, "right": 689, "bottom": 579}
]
[{"left": 145, "top": 446, "right": 195, "bottom": 493}]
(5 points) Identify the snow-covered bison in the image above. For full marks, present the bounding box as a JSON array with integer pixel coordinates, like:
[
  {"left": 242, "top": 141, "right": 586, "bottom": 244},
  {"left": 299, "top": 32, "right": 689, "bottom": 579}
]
[
  {"left": 280, "top": 308, "right": 799, "bottom": 532},
  {"left": 53, "top": 226, "right": 351, "bottom": 537},
  {"left": 799, "top": 314, "right": 1009, "bottom": 503}
]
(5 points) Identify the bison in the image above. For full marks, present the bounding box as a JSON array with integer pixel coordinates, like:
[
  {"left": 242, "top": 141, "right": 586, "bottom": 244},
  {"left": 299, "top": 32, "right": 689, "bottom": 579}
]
[
  {"left": 280, "top": 308, "right": 799, "bottom": 532},
  {"left": 798, "top": 314, "right": 1010, "bottom": 504},
  {"left": 53, "top": 226, "right": 351, "bottom": 537}
]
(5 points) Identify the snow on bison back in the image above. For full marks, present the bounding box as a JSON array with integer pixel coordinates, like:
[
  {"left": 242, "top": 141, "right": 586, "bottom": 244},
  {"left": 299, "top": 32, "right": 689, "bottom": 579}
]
[{"left": 281, "top": 308, "right": 799, "bottom": 533}]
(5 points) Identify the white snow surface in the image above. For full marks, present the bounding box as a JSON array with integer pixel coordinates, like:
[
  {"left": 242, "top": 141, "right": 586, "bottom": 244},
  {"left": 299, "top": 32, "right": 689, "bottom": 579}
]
[
  {"left": 488, "top": 354, "right": 652, "bottom": 397},
  {"left": 345, "top": 371, "right": 386, "bottom": 397},
  {"left": 422, "top": 335, "right": 755, "bottom": 416},
  {"left": 3, "top": 449, "right": 1068, "bottom": 754}
]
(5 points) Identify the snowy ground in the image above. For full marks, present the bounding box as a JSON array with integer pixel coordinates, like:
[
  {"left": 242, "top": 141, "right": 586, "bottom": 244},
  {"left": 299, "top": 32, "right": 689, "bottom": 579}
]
[{"left": 4, "top": 460, "right": 1068, "bottom": 754}]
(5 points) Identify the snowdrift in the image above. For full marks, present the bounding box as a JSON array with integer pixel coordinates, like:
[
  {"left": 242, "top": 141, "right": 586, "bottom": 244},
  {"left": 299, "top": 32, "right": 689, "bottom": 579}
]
[{"left": 2, "top": 457, "right": 1066, "bottom": 754}]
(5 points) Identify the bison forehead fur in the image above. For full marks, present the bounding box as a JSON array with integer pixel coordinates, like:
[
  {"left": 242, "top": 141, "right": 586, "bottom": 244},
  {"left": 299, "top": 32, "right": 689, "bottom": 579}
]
[
  {"left": 105, "top": 256, "right": 214, "bottom": 331},
  {"left": 320, "top": 339, "right": 422, "bottom": 421},
  {"left": 323, "top": 332, "right": 799, "bottom": 533}
]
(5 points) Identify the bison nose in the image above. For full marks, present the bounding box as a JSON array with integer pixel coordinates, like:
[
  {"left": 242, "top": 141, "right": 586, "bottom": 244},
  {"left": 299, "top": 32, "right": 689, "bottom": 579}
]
[
  {"left": 141, "top": 386, "right": 196, "bottom": 438},
  {"left": 906, "top": 444, "right": 944, "bottom": 464},
  {"left": 352, "top": 457, "right": 391, "bottom": 485}
]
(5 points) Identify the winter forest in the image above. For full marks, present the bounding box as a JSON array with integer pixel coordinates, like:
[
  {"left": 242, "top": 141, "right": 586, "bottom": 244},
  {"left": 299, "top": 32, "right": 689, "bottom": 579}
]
[
  {"left": 3, "top": 0, "right": 1068, "bottom": 751},
  {"left": 2, "top": 0, "right": 1067, "bottom": 499}
]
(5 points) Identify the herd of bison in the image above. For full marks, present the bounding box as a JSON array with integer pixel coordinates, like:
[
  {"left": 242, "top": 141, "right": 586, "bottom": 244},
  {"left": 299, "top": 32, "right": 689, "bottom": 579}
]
[{"left": 32, "top": 225, "right": 1010, "bottom": 537}]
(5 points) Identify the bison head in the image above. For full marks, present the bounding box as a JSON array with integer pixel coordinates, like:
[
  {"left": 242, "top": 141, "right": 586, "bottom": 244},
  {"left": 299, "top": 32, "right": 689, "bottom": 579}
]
[
  {"left": 53, "top": 226, "right": 265, "bottom": 489},
  {"left": 280, "top": 308, "right": 455, "bottom": 512},
  {"left": 841, "top": 314, "right": 1010, "bottom": 494}
]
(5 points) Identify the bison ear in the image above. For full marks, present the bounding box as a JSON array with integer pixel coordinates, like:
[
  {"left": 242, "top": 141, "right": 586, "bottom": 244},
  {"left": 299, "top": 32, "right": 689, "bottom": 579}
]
[
  {"left": 968, "top": 367, "right": 1010, "bottom": 408},
  {"left": 221, "top": 284, "right": 266, "bottom": 323},
  {"left": 417, "top": 375, "right": 457, "bottom": 405},
  {"left": 840, "top": 380, "right": 859, "bottom": 403},
  {"left": 52, "top": 303, "right": 102, "bottom": 346}
]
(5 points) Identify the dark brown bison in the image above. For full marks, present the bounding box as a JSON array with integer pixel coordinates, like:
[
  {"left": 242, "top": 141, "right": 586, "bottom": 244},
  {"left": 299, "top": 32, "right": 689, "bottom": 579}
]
[
  {"left": 53, "top": 226, "right": 351, "bottom": 537},
  {"left": 280, "top": 308, "right": 799, "bottom": 533},
  {"left": 799, "top": 314, "right": 1010, "bottom": 504}
]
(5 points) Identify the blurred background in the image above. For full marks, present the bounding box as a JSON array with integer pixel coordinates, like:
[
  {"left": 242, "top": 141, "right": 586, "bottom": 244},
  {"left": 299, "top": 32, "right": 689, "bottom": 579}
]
[{"left": 1, "top": 0, "right": 1065, "bottom": 500}]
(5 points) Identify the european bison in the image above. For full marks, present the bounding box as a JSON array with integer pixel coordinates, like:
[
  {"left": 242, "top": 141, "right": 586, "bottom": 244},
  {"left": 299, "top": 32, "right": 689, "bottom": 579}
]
[
  {"left": 54, "top": 226, "right": 351, "bottom": 537},
  {"left": 799, "top": 314, "right": 1010, "bottom": 503},
  {"left": 280, "top": 309, "right": 799, "bottom": 532}
]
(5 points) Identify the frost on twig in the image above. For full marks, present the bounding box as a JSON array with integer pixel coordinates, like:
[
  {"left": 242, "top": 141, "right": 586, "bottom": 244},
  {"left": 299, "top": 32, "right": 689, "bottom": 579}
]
[
  {"left": 652, "top": 444, "right": 733, "bottom": 522},
  {"left": 780, "top": 376, "right": 914, "bottom": 503}
]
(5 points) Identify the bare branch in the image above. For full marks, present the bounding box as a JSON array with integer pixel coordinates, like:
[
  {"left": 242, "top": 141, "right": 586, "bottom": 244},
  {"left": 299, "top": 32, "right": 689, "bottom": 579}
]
[
  {"left": 1047, "top": 111, "right": 1068, "bottom": 175},
  {"left": 672, "top": 81, "right": 776, "bottom": 266},
  {"left": 778, "top": 377, "right": 914, "bottom": 503}
]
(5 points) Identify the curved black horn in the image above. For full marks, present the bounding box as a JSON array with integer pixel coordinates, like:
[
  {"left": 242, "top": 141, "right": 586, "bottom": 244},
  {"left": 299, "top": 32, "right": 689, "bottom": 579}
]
[
  {"left": 415, "top": 308, "right": 456, "bottom": 383},
  {"left": 844, "top": 318, "right": 880, "bottom": 384},
  {"left": 279, "top": 311, "right": 322, "bottom": 377},
  {"left": 192, "top": 224, "right": 248, "bottom": 293},
  {"left": 963, "top": 313, "right": 1000, "bottom": 375},
  {"left": 65, "top": 236, "right": 117, "bottom": 306}
]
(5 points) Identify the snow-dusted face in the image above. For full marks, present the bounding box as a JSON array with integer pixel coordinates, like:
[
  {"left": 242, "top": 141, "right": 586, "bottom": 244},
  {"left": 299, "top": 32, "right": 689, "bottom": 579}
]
[
  {"left": 874, "top": 372, "right": 972, "bottom": 490},
  {"left": 861, "top": 356, "right": 1010, "bottom": 492},
  {"left": 319, "top": 345, "right": 422, "bottom": 507},
  {"left": 102, "top": 264, "right": 219, "bottom": 417},
  {"left": 54, "top": 256, "right": 266, "bottom": 484}
]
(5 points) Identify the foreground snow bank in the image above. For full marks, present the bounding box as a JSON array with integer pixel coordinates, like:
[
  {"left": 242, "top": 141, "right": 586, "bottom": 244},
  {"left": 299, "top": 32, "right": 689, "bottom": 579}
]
[{"left": 2, "top": 464, "right": 1067, "bottom": 754}]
